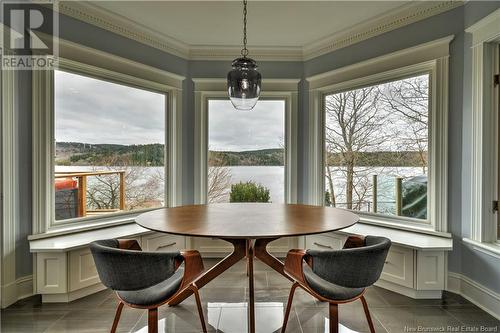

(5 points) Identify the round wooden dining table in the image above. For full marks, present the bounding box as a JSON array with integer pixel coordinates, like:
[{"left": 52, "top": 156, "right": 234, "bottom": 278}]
[{"left": 136, "top": 203, "right": 359, "bottom": 333}]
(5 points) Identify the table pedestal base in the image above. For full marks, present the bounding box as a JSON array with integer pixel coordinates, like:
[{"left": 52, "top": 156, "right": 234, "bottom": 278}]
[{"left": 168, "top": 237, "right": 293, "bottom": 333}]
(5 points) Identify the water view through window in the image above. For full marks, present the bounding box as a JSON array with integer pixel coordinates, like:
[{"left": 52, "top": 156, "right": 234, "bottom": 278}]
[
  {"left": 324, "top": 74, "right": 430, "bottom": 220},
  {"left": 208, "top": 99, "right": 285, "bottom": 203},
  {"left": 54, "top": 70, "right": 166, "bottom": 222}
]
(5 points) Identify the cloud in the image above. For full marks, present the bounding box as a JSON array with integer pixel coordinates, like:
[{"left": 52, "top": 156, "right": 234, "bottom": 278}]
[
  {"left": 55, "top": 70, "right": 285, "bottom": 151},
  {"left": 208, "top": 99, "right": 285, "bottom": 151},
  {"left": 55, "top": 70, "right": 165, "bottom": 145}
]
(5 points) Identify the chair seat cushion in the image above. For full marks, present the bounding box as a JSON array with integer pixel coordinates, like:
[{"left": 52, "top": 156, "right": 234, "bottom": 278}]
[
  {"left": 303, "top": 264, "right": 364, "bottom": 301},
  {"left": 117, "top": 268, "right": 184, "bottom": 306}
]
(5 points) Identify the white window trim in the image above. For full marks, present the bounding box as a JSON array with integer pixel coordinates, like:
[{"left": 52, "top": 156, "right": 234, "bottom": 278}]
[
  {"left": 32, "top": 37, "right": 184, "bottom": 235},
  {"left": 1, "top": 64, "right": 20, "bottom": 307},
  {"left": 465, "top": 8, "right": 500, "bottom": 256},
  {"left": 192, "top": 78, "right": 299, "bottom": 205},
  {"left": 306, "top": 36, "right": 452, "bottom": 234}
]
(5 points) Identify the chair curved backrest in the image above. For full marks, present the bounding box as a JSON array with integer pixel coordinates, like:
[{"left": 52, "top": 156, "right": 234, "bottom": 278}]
[
  {"left": 306, "top": 236, "right": 391, "bottom": 289},
  {"left": 90, "top": 239, "right": 182, "bottom": 291}
]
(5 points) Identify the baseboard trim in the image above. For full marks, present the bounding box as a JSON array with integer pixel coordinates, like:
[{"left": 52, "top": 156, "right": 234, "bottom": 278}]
[
  {"left": 447, "top": 272, "right": 500, "bottom": 320},
  {"left": 374, "top": 279, "right": 443, "bottom": 299},
  {"left": 16, "top": 275, "right": 34, "bottom": 301},
  {"left": 1, "top": 275, "right": 34, "bottom": 308},
  {"left": 42, "top": 283, "right": 106, "bottom": 303}
]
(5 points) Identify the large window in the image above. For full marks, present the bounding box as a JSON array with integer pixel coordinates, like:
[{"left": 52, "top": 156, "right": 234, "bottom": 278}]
[
  {"left": 324, "top": 74, "right": 430, "bottom": 221},
  {"left": 207, "top": 99, "right": 285, "bottom": 203},
  {"left": 54, "top": 70, "right": 166, "bottom": 222}
]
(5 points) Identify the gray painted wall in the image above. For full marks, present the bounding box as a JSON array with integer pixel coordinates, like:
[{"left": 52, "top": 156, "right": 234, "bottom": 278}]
[
  {"left": 9, "top": 3, "right": 500, "bottom": 296},
  {"left": 15, "top": 70, "right": 33, "bottom": 278}
]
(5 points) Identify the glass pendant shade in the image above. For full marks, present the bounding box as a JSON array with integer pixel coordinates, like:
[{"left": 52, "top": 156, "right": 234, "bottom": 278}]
[{"left": 227, "top": 57, "right": 261, "bottom": 110}]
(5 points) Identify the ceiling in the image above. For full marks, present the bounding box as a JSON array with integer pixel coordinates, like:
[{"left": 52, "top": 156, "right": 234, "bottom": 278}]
[
  {"left": 61, "top": 1, "right": 462, "bottom": 60},
  {"left": 86, "top": 1, "right": 409, "bottom": 47}
]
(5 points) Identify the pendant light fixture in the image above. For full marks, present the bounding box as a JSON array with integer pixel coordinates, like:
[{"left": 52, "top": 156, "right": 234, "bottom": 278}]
[{"left": 227, "top": 0, "right": 261, "bottom": 111}]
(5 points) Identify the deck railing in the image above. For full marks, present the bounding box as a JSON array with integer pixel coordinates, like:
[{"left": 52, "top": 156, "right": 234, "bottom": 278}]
[{"left": 55, "top": 170, "right": 125, "bottom": 218}]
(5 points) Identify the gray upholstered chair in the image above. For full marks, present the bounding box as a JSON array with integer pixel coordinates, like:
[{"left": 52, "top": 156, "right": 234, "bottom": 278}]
[
  {"left": 90, "top": 239, "right": 207, "bottom": 333},
  {"left": 281, "top": 235, "right": 391, "bottom": 333}
]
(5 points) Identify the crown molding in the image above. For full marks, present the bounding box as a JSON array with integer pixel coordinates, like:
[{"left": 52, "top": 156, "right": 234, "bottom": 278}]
[
  {"left": 56, "top": 1, "right": 190, "bottom": 59},
  {"left": 306, "top": 35, "right": 454, "bottom": 89},
  {"left": 56, "top": 0, "right": 463, "bottom": 62},
  {"left": 303, "top": 1, "right": 463, "bottom": 60}
]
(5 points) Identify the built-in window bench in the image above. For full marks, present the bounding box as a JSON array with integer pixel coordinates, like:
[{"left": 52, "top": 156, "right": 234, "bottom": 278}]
[
  {"left": 29, "top": 224, "right": 186, "bottom": 303},
  {"left": 30, "top": 222, "right": 452, "bottom": 303},
  {"left": 305, "top": 224, "right": 453, "bottom": 299},
  {"left": 28, "top": 223, "right": 296, "bottom": 303}
]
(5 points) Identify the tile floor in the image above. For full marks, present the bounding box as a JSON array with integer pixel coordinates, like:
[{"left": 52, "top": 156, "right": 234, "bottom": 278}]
[{"left": 1, "top": 259, "right": 499, "bottom": 333}]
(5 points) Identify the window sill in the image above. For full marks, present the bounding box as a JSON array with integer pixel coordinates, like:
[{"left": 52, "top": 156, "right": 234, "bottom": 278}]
[
  {"left": 463, "top": 238, "right": 500, "bottom": 259},
  {"left": 29, "top": 222, "right": 152, "bottom": 253},
  {"left": 334, "top": 222, "right": 452, "bottom": 250},
  {"left": 358, "top": 216, "right": 451, "bottom": 238},
  {"left": 29, "top": 208, "right": 161, "bottom": 241}
]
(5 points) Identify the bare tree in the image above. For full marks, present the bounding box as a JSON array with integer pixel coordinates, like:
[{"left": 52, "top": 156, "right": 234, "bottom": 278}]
[
  {"left": 207, "top": 151, "right": 232, "bottom": 203},
  {"left": 325, "top": 86, "right": 388, "bottom": 210},
  {"left": 86, "top": 155, "right": 164, "bottom": 211},
  {"left": 379, "top": 75, "right": 429, "bottom": 173}
]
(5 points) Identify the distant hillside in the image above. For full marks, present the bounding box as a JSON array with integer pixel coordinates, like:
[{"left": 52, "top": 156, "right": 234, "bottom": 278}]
[
  {"left": 55, "top": 142, "right": 284, "bottom": 167},
  {"left": 209, "top": 149, "right": 284, "bottom": 166},
  {"left": 55, "top": 142, "right": 164, "bottom": 166},
  {"left": 326, "top": 151, "right": 427, "bottom": 167},
  {"left": 56, "top": 142, "right": 426, "bottom": 168}
]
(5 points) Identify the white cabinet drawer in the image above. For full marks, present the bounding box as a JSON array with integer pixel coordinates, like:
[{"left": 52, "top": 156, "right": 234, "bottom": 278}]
[
  {"left": 380, "top": 245, "right": 414, "bottom": 288},
  {"left": 142, "top": 233, "right": 185, "bottom": 252},
  {"left": 305, "top": 234, "right": 346, "bottom": 251}
]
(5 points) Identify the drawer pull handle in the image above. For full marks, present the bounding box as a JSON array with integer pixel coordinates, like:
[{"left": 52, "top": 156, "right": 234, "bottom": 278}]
[
  {"left": 157, "top": 242, "right": 176, "bottom": 250},
  {"left": 313, "top": 242, "right": 333, "bottom": 249}
]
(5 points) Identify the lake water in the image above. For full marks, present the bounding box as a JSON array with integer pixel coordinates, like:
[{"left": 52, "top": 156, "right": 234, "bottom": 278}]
[
  {"left": 55, "top": 165, "right": 424, "bottom": 211},
  {"left": 220, "top": 166, "right": 285, "bottom": 203}
]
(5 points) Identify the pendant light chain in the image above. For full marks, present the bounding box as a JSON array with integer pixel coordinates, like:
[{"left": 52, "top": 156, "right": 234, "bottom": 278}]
[
  {"left": 227, "top": 0, "right": 261, "bottom": 111},
  {"left": 241, "top": 0, "right": 249, "bottom": 58}
]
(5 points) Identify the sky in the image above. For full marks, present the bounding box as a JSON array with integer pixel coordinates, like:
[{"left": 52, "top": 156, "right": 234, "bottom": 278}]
[
  {"left": 208, "top": 99, "right": 285, "bottom": 151},
  {"left": 55, "top": 70, "right": 165, "bottom": 145},
  {"left": 55, "top": 70, "right": 285, "bottom": 151}
]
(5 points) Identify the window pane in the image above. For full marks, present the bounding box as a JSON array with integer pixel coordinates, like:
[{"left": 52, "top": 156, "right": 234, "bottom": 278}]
[
  {"left": 208, "top": 99, "right": 285, "bottom": 203},
  {"left": 324, "top": 74, "right": 429, "bottom": 221},
  {"left": 54, "top": 70, "right": 165, "bottom": 222}
]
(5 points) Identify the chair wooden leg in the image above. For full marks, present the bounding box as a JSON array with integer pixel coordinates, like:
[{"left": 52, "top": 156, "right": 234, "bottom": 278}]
[
  {"left": 110, "top": 301, "right": 124, "bottom": 333},
  {"left": 191, "top": 285, "right": 208, "bottom": 333},
  {"left": 148, "top": 307, "right": 158, "bottom": 333},
  {"left": 360, "top": 295, "right": 376, "bottom": 333},
  {"left": 281, "top": 282, "right": 299, "bottom": 333},
  {"left": 329, "top": 303, "right": 339, "bottom": 333}
]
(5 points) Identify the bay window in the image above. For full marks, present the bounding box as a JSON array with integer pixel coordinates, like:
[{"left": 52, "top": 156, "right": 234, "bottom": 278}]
[
  {"left": 307, "top": 37, "right": 451, "bottom": 232},
  {"left": 207, "top": 99, "right": 286, "bottom": 203},
  {"left": 32, "top": 41, "right": 183, "bottom": 234},
  {"left": 193, "top": 79, "right": 299, "bottom": 205},
  {"left": 53, "top": 70, "right": 166, "bottom": 222},
  {"left": 324, "top": 74, "right": 430, "bottom": 221}
]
